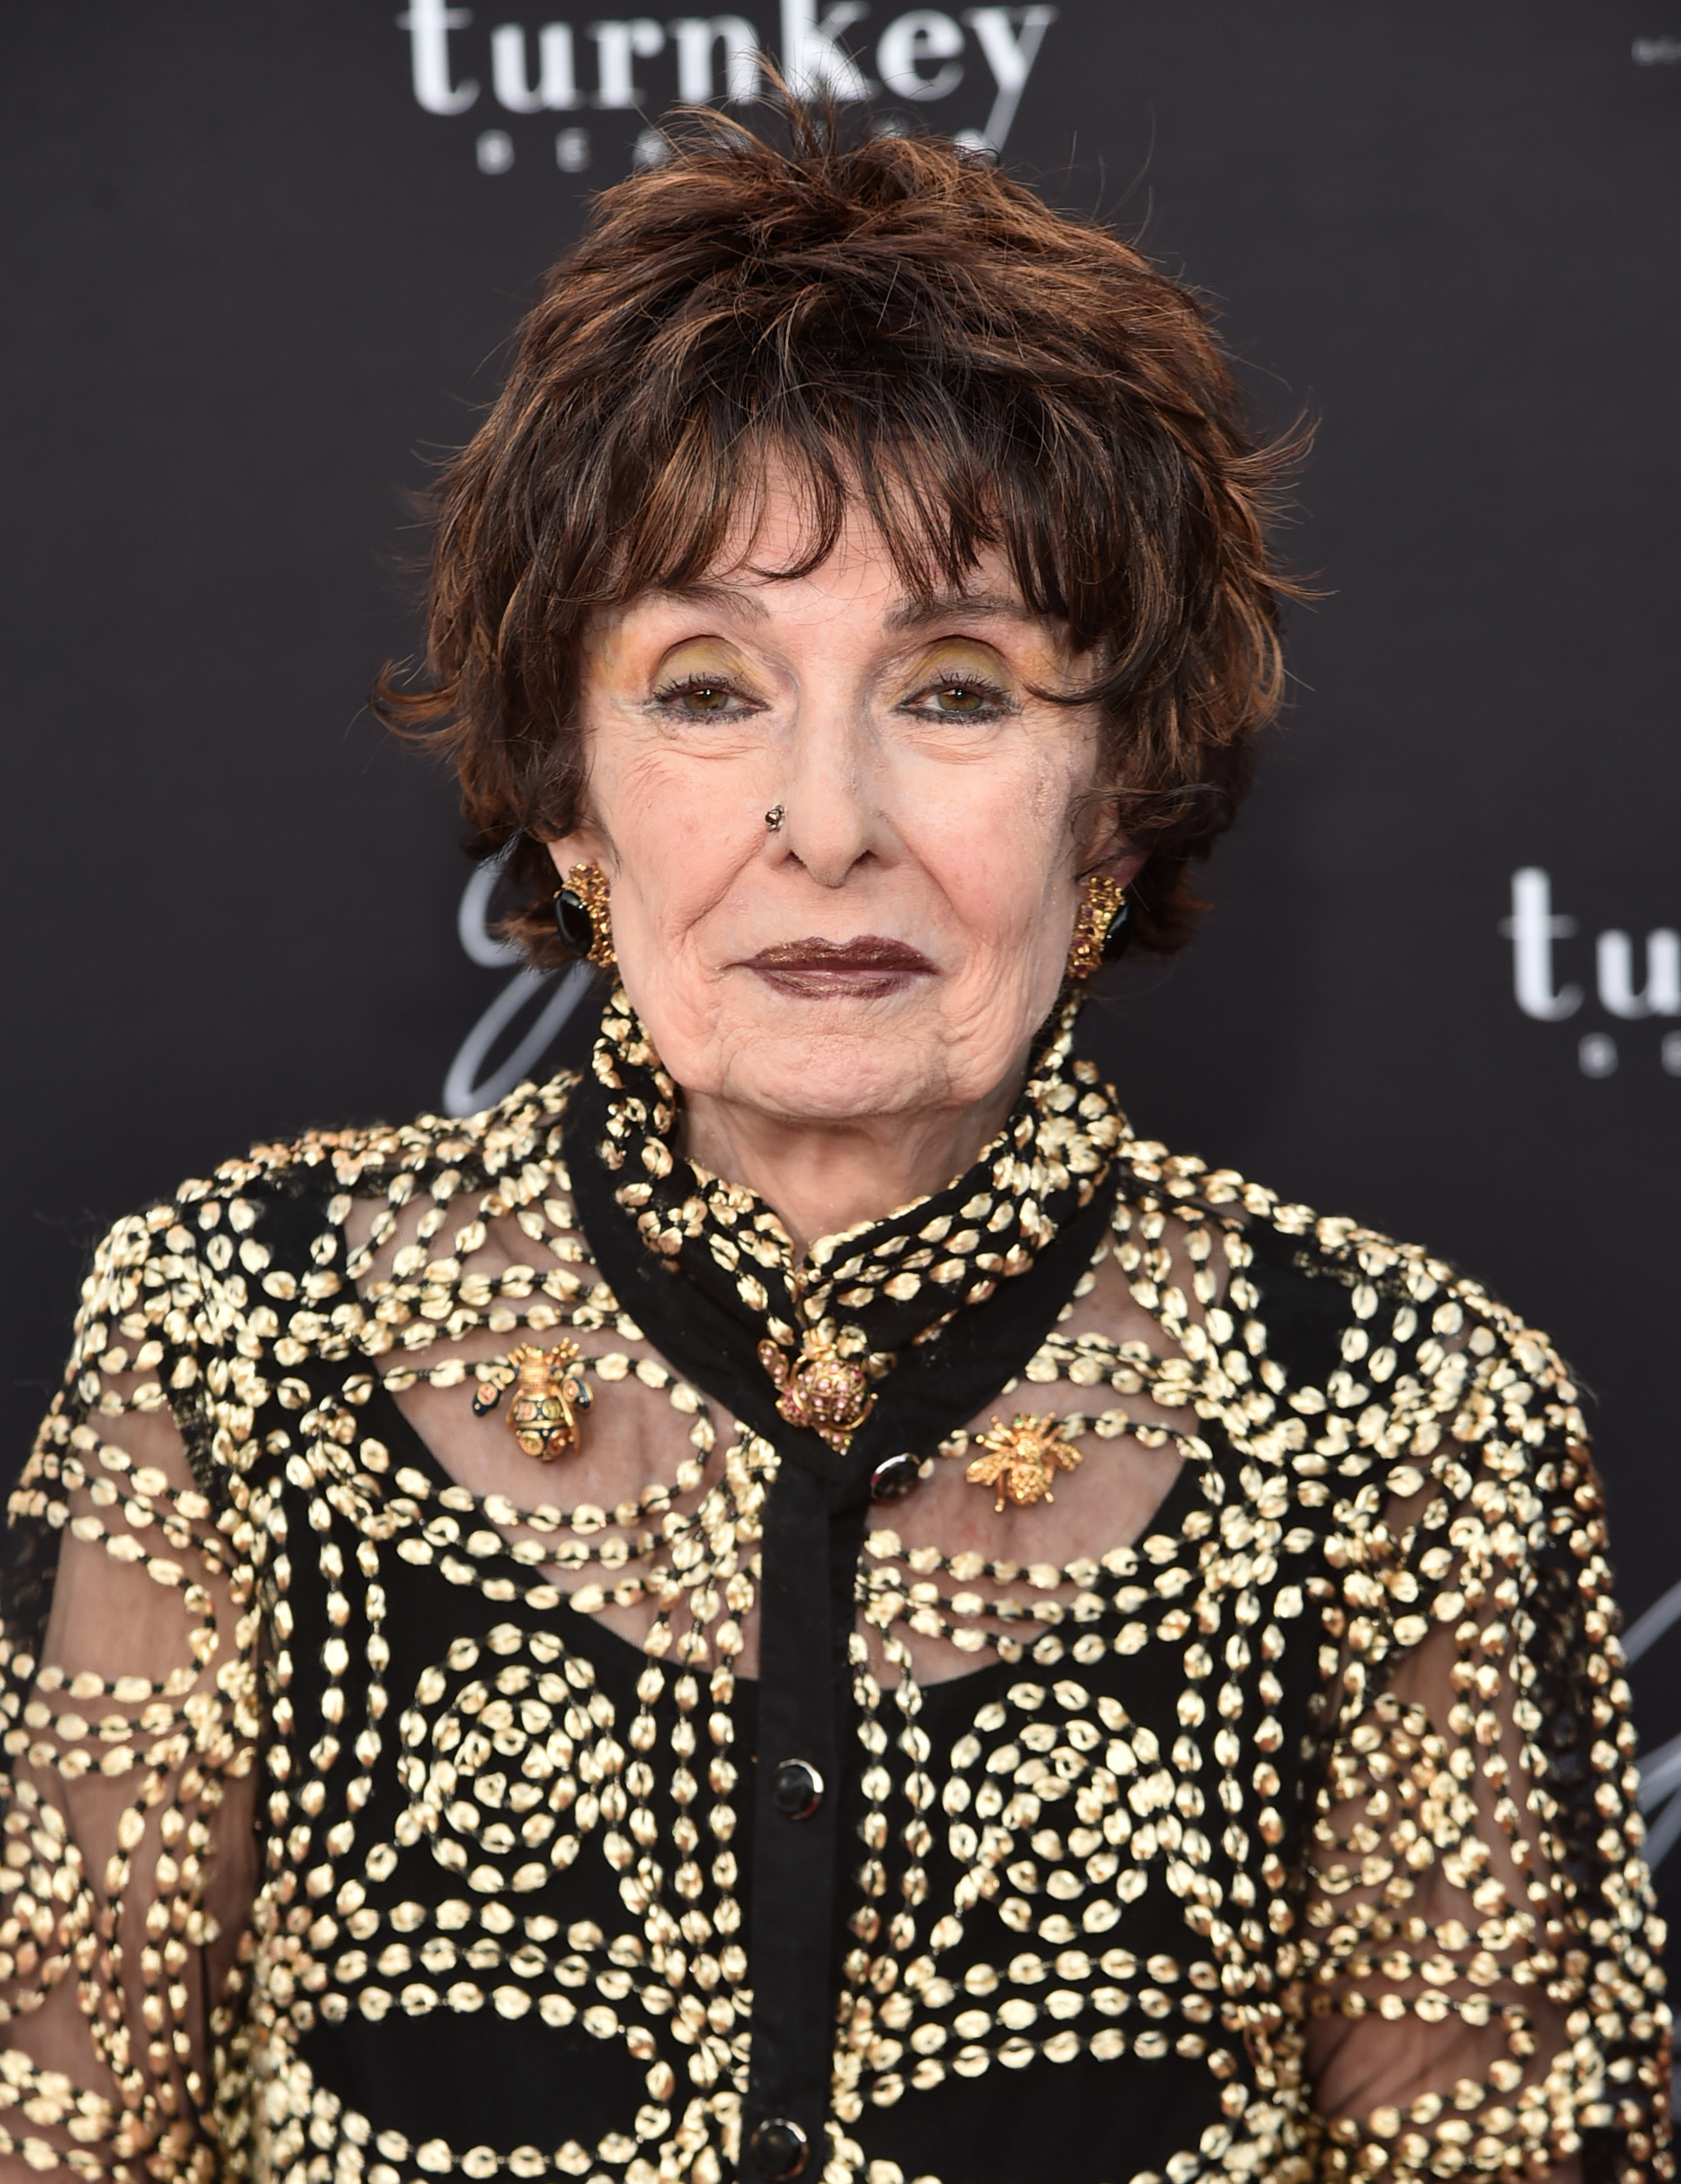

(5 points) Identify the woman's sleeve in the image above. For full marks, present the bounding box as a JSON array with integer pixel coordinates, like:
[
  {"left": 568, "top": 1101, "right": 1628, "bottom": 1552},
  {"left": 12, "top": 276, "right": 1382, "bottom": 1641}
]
[
  {"left": 1298, "top": 1298, "right": 1671, "bottom": 2184},
  {"left": 0, "top": 1203, "right": 262, "bottom": 2182}
]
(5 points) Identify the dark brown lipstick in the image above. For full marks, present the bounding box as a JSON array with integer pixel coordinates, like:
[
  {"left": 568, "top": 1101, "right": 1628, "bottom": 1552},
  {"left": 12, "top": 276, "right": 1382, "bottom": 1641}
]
[{"left": 741, "top": 936, "right": 935, "bottom": 997}]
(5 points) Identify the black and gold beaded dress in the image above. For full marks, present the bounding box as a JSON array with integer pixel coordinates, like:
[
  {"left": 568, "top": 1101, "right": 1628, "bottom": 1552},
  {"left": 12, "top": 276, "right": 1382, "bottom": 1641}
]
[{"left": 0, "top": 990, "right": 1669, "bottom": 2184}]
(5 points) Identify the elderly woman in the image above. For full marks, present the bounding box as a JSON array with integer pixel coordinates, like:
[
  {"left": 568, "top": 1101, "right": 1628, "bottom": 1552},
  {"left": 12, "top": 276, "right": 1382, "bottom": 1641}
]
[{"left": 0, "top": 111, "right": 1666, "bottom": 2184}]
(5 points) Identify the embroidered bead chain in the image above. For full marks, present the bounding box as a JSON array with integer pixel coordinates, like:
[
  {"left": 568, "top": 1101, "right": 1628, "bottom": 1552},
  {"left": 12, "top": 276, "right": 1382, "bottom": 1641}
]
[{"left": 0, "top": 1052, "right": 1664, "bottom": 2184}]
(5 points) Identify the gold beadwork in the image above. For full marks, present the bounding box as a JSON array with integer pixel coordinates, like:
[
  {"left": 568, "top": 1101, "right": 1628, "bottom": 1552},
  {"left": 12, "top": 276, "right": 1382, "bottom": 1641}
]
[
  {"left": 0, "top": 986, "right": 1666, "bottom": 2184},
  {"left": 965, "top": 1412, "right": 1084, "bottom": 1509},
  {"left": 759, "top": 1329, "right": 877, "bottom": 1451},
  {"left": 565, "top": 861, "right": 616, "bottom": 967},
  {"left": 1065, "top": 873, "right": 1126, "bottom": 979}
]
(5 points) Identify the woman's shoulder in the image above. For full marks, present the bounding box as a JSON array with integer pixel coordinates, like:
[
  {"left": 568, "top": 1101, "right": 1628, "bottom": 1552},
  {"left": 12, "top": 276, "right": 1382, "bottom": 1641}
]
[
  {"left": 1107, "top": 1126, "right": 1585, "bottom": 1429},
  {"left": 88, "top": 1072, "right": 584, "bottom": 1263},
  {"left": 1099, "top": 1134, "right": 1605, "bottom": 1651},
  {"left": 225, "top": 1069, "right": 583, "bottom": 1212},
  {"left": 61, "top": 1073, "right": 588, "bottom": 1424}
]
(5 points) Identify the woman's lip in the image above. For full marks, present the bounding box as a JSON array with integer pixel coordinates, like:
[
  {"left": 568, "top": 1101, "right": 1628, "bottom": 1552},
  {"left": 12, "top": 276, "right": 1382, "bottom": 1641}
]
[
  {"left": 742, "top": 937, "right": 936, "bottom": 975},
  {"left": 741, "top": 937, "right": 936, "bottom": 995}
]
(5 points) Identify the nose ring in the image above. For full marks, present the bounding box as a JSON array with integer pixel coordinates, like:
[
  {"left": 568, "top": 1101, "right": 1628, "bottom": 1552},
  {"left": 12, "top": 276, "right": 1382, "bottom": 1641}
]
[{"left": 765, "top": 804, "right": 785, "bottom": 831}]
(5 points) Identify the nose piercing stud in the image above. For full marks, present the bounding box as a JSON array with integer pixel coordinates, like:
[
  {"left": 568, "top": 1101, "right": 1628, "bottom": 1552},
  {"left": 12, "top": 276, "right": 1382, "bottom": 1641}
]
[{"left": 765, "top": 804, "right": 785, "bottom": 831}]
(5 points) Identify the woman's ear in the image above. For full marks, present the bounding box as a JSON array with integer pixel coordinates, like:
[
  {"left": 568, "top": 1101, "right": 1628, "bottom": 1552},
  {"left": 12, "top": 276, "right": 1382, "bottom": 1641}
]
[
  {"left": 544, "top": 822, "right": 613, "bottom": 879},
  {"left": 1074, "top": 797, "right": 1144, "bottom": 893}
]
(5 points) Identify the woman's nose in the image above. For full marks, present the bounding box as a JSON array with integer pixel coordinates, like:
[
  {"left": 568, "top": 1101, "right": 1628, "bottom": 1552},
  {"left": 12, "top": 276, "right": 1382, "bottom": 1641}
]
[{"left": 772, "top": 700, "right": 887, "bottom": 888}]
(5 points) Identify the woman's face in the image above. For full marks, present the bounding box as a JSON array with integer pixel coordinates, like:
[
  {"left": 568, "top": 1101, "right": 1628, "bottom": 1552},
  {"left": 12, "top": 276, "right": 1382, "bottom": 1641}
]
[{"left": 551, "top": 481, "right": 1130, "bottom": 1129}]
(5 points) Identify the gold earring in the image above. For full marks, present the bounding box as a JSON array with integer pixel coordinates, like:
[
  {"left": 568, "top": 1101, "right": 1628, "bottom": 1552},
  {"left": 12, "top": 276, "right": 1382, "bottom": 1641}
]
[
  {"left": 1065, "top": 874, "right": 1127, "bottom": 979},
  {"left": 554, "top": 862, "right": 615, "bottom": 967}
]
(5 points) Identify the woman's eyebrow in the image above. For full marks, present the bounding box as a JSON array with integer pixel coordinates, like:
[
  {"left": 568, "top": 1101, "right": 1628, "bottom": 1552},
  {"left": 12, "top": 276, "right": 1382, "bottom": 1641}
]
[
  {"left": 883, "top": 590, "right": 1038, "bottom": 631},
  {"left": 648, "top": 580, "right": 769, "bottom": 619}
]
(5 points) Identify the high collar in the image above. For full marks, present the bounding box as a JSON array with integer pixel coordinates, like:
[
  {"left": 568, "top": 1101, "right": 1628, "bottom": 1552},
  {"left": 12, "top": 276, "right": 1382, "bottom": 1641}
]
[{"left": 580, "top": 988, "right": 1128, "bottom": 1456}]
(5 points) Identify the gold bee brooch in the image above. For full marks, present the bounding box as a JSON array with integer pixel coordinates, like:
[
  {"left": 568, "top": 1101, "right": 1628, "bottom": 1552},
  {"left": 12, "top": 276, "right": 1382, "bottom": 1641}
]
[
  {"left": 471, "top": 1339, "right": 591, "bottom": 1460},
  {"left": 966, "top": 1412, "right": 1082, "bottom": 1511}
]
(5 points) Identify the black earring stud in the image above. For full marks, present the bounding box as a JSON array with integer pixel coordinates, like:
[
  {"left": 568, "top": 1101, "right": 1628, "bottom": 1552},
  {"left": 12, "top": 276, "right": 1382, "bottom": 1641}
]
[
  {"left": 554, "top": 887, "right": 595, "bottom": 956},
  {"left": 552, "top": 862, "right": 614, "bottom": 966},
  {"left": 1101, "top": 896, "right": 1131, "bottom": 961}
]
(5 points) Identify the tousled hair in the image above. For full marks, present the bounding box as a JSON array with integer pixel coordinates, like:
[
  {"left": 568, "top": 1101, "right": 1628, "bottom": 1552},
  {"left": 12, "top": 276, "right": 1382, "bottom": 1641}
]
[{"left": 376, "top": 103, "right": 1304, "bottom": 963}]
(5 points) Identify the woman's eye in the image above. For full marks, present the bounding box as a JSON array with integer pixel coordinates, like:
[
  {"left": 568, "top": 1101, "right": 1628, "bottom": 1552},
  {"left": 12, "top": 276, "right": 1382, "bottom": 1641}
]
[
  {"left": 655, "top": 678, "right": 745, "bottom": 716},
  {"left": 908, "top": 677, "right": 1011, "bottom": 719}
]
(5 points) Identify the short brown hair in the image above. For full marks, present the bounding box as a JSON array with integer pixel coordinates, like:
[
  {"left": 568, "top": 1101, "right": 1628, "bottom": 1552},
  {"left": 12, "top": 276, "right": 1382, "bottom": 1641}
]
[{"left": 378, "top": 105, "right": 1301, "bottom": 961}]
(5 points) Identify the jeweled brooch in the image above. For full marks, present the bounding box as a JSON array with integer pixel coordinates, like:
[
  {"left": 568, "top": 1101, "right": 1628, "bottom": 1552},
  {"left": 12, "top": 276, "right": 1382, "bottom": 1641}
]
[
  {"left": 966, "top": 1413, "right": 1083, "bottom": 1511},
  {"left": 472, "top": 1339, "right": 591, "bottom": 1460},
  {"left": 759, "top": 1328, "right": 876, "bottom": 1452}
]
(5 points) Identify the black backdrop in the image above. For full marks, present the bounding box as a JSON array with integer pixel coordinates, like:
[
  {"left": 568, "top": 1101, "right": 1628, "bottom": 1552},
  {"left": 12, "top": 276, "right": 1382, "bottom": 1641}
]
[{"left": 5, "top": 3, "right": 1680, "bottom": 1911}]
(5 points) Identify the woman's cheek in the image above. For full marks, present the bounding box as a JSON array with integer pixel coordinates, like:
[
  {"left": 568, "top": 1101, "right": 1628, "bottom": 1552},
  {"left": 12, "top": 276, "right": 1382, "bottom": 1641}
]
[
  {"left": 618, "top": 769, "right": 739, "bottom": 933},
  {"left": 939, "top": 794, "right": 1068, "bottom": 955}
]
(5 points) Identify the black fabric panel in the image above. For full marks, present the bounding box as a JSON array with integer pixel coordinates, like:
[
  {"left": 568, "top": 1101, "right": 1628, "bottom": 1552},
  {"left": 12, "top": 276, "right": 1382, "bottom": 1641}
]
[{"left": 564, "top": 1064, "right": 1126, "bottom": 2154}]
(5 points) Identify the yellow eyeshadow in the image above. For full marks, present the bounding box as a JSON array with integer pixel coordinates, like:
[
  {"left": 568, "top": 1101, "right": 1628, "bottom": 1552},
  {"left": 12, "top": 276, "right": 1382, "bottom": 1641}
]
[
  {"left": 653, "top": 638, "right": 756, "bottom": 689},
  {"left": 908, "top": 639, "right": 1018, "bottom": 689}
]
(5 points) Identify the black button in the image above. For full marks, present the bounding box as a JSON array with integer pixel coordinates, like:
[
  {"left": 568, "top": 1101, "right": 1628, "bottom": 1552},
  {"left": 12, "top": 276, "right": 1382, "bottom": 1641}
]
[
  {"left": 749, "top": 2119, "right": 809, "bottom": 2180},
  {"left": 770, "top": 1758, "right": 823, "bottom": 1819},
  {"left": 869, "top": 1452, "right": 922, "bottom": 1501}
]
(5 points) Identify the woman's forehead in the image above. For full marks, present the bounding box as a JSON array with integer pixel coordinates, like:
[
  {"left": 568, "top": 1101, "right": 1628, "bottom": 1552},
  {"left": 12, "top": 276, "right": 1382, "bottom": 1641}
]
[
  {"left": 627, "top": 572, "right": 1045, "bottom": 631},
  {"left": 589, "top": 458, "right": 1086, "bottom": 659}
]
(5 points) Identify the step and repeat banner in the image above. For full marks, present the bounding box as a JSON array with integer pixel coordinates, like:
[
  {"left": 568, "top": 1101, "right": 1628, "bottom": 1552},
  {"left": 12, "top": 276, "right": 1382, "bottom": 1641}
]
[{"left": 3, "top": 3, "right": 1679, "bottom": 1895}]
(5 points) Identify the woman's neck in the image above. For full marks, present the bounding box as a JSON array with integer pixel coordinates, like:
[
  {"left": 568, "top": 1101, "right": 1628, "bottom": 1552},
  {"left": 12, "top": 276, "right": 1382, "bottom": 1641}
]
[{"left": 679, "top": 1082, "right": 1020, "bottom": 1261}]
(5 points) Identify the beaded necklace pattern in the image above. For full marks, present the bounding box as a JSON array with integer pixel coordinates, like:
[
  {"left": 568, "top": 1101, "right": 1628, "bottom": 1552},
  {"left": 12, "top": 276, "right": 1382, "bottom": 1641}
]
[
  {"left": 0, "top": 1002, "right": 1669, "bottom": 2184},
  {"left": 577, "top": 986, "right": 1126, "bottom": 1466}
]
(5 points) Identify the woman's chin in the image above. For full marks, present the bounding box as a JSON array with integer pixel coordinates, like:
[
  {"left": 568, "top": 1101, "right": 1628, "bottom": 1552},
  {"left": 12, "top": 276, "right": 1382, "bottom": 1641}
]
[
  {"left": 703, "top": 1022, "right": 971, "bottom": 1125},
  {"left": 637, "top": 976, "right": 1046, "bottom": 1127}
]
